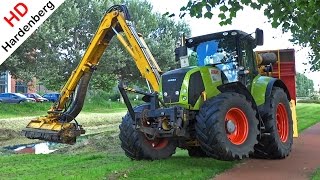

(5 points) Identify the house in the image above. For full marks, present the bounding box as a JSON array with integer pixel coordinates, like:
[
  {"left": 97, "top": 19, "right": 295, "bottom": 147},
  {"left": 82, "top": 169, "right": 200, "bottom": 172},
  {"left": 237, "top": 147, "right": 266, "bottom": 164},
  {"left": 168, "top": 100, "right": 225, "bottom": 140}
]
[{"left": 0, "top": 71, "right": 37, "bottom": 93}]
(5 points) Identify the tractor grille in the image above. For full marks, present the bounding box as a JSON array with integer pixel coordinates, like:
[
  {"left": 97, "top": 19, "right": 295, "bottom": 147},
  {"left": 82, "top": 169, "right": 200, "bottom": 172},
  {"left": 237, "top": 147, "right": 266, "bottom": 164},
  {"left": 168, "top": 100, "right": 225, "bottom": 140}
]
[
  {"left": 161, "top": 68, "right": 191, "bottom": 103},
  {"left": 188, "top": 71, "right": 205, "bottom": 106}
]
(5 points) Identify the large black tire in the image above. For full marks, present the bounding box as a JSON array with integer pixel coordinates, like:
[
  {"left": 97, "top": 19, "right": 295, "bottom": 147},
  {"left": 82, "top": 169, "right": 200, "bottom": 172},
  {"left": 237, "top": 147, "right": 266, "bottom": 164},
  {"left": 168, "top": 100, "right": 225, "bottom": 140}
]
[
  {"left": 119, "top": 105, "right": 177, "bottom": 160},
  {"left": 187, "top": 147, "right": 208, "bottom": 157},
  {"left": 253, "top": 87, "right": 293, "bottom": 159},
  {"left": 195, "top": 92, "right": 259, "bottom": 160}
]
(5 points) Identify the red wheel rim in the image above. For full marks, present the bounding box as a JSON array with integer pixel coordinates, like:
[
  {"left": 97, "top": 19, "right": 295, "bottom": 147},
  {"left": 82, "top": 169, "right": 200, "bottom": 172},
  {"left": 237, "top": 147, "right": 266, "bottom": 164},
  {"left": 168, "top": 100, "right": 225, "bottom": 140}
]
[
  {"left": 142, "top": 115, "right": 169, "bottom": 150},
  {"left": 225, "top": 108, "right": 249, "bottom": 145},
  {"left": 145, "top": 138, "right": 168, "bottom": 150},
  {"left": 276, "top": 103, "right": 289, "bottom": 142}
]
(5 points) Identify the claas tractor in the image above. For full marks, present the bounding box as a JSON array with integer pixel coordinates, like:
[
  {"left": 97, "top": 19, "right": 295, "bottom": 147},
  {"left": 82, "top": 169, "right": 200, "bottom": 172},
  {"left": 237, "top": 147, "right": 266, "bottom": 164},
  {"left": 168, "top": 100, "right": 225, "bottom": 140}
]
[{"left": 23, "top": 5, "right": 293, "bottom": 161}]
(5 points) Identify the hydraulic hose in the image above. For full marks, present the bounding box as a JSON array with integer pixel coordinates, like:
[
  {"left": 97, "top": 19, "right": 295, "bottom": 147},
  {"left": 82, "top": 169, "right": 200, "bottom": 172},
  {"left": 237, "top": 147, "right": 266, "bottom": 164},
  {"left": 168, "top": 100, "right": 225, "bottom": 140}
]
[{"left": 61, "top": 71, "right": 93, "bottom": 122}]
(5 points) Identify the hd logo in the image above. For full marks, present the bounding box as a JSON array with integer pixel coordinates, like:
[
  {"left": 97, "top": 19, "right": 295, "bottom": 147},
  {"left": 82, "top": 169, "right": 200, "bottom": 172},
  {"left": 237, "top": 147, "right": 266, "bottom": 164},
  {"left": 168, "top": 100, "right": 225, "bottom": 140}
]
[{"left": 0, "top": 0, "right": 66, "bottom": 65}]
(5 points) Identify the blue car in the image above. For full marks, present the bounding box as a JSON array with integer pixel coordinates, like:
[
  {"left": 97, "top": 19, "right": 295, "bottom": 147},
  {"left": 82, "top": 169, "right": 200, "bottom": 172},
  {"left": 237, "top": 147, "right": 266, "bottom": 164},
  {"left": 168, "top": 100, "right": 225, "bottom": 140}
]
[
  {"left": 0, "top": 93, "right": 36, "bottom": 103},
  {"left": 42, "top": 93, "right": 60, "bottom": 102}
]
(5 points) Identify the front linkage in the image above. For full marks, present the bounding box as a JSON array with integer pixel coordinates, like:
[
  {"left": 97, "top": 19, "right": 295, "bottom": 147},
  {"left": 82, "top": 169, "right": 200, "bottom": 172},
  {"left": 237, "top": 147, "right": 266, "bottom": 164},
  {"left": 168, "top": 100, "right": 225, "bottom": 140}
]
[{"left": 118, "top": 82, "right": 190, "bottom": 139}]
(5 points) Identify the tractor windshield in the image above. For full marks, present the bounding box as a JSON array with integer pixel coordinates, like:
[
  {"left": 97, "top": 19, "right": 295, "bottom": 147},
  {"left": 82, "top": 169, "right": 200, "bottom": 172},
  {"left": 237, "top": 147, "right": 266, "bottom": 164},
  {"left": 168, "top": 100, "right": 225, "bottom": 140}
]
[
  {"left": 187, "top": 34, "right": 238, "bottom": 82},
  {"left": 188, "top": 36, "right": 237, "bottom": 66}
]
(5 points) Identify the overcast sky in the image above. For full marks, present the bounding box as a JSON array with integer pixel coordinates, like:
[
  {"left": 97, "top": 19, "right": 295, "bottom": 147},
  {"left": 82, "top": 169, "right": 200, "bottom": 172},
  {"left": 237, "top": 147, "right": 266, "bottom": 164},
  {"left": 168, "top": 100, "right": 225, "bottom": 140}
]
[{"left": 148, "top": 0, "right": 320, "bottom": 90}]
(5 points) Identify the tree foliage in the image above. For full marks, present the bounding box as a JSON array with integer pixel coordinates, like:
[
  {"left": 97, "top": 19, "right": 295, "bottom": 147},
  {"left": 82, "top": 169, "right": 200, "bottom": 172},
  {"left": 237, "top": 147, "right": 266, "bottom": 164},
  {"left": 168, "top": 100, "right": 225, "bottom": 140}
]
[
  {"left": 296, "top": 73, "right": 314, "bottom": 97},
  {"left": 1, "top": 0, "right": 190, "bottom": 91},
  {"left": 179, "top": 0, "right": 320, "bottom": 71}
]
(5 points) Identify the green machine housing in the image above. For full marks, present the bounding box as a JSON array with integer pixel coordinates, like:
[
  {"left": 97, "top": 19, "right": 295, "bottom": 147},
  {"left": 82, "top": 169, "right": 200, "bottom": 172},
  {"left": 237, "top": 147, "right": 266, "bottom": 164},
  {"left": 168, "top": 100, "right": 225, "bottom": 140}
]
[{"left": 118, "top": 28, "right": 293, "bottom": 160}]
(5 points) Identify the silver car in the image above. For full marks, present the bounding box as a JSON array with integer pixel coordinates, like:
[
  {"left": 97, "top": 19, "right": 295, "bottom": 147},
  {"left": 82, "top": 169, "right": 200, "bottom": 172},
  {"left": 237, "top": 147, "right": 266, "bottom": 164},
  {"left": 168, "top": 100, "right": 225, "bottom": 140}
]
[{"left": 0, "top": 93, "right": 36, "bottom": 103}]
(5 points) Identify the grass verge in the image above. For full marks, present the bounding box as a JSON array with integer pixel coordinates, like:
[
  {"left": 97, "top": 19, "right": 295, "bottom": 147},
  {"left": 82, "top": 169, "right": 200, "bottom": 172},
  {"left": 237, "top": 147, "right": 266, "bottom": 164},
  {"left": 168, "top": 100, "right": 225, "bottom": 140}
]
[
  {"left": 0, "top": 151, "right": 234, "bottom": 180},
  {"left": 296, "top": 103, "right": 320, "bottom": 132},
  {"left": 0, "top": 101, "right": 128, "bottom": 119},
  {"left": 312, "top": 169, "right": 320, "bottom": 180}
]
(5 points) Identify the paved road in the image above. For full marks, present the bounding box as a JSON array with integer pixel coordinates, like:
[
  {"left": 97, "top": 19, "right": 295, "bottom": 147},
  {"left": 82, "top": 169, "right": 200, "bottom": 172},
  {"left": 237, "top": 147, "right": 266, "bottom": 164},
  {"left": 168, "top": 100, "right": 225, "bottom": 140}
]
[{"left": 215, "top": 123, "right": 320, "bottom": 180}]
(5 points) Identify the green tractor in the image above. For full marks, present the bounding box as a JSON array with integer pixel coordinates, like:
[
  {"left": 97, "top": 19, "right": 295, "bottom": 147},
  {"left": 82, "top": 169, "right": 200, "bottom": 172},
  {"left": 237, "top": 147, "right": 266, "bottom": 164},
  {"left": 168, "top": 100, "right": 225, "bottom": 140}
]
[{"left": 119, "top": 28, "right": 293, "bottom": 160}]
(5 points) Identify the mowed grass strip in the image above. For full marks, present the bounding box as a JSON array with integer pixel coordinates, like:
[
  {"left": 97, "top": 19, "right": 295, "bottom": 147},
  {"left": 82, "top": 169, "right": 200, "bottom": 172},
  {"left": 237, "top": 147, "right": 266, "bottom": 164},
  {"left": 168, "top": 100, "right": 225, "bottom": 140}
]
[
  {"left": 0, "top": 101, "right": 127, "bottom": 119},
  {"left": 0, "top": 151, "right": 234, "bottom": 180},
  {"left": 296, "top": 103, "right": 320, "bottom": 132},
  {"left": 0, "top": 103, "right": 318, "bottom": 180}
]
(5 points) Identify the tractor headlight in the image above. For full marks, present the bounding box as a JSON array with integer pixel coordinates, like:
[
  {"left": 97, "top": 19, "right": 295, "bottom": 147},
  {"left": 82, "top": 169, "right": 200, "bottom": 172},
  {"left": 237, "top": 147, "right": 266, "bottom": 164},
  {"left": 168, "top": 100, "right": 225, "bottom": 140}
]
[{"left": 182, "top": 89, "right": 187, "bottom": 93}]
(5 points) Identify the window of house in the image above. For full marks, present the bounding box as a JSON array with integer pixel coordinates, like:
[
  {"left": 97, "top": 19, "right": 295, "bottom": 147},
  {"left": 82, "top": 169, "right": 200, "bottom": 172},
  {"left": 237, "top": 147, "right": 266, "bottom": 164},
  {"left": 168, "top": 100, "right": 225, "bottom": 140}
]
[
  {"left": 15, "top": 81, "right": 27, "bottom": 93},
  {"left": 0, "top": 72, "right": 8, "bottom": 93}
]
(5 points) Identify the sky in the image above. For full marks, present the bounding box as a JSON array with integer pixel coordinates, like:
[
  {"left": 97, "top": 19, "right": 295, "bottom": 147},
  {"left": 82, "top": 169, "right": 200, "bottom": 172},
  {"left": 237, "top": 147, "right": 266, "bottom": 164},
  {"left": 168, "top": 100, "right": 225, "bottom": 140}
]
[{"left": 148, "top": 0, "right": 320, "bottom": 91}]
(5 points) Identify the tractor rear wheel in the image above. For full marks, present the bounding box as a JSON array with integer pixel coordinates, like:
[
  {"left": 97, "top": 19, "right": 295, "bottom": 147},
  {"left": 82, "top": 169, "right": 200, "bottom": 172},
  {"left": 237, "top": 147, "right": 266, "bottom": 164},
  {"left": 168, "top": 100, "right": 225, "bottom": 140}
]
[
  {"left": 195, "top": 92, "right": 259, "bottom": 160},
  {"left": 253, "top": 87, "right": 293, "bottom": 159},
  {"left": 119, "top": 105, "right": 177, "bottom": 160}
]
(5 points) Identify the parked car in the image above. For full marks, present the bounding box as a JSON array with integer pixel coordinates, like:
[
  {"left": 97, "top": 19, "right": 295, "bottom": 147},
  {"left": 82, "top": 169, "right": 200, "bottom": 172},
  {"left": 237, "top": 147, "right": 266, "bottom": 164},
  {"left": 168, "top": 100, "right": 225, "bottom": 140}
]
[
  {"left": 0, "top": 93, "right": 36, "bottom": 103},
  {"left": 42, "top": 93, "right": 60, "bottom": 102},
  {"left": 24, "top": 93, "right": 49, "bottom": 102}
]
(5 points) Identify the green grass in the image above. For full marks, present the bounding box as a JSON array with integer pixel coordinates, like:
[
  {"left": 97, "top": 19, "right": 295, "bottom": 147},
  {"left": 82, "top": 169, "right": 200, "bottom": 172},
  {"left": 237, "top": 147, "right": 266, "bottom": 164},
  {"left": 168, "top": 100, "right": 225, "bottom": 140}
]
[
  {"left": 0, "top": 103, "right": 49, "bottom": 119},
  {"left": 0, "top": 150, "right": 234, "bottom": 180},
  {"left": 296, "top": 103, "right": 320, "bottom": 132},
  {"left": 0, "top": 103, "right": 319, "bottom": 180},
  {"left": 312, "top": 169, "right": 320, "bottom": 180},
  {"left": 0, "top": 101, "right": 128, "bottom": 119}
]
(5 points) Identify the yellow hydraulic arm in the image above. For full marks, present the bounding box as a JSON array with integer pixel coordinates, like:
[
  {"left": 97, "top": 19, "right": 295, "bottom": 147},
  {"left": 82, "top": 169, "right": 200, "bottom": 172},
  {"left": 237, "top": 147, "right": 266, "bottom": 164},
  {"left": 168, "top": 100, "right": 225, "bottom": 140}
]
[
  {"left": 57, "top": 5, "right": 161, "bottom": 110},
  {"left": 23, "top": 5, "right": 162, "bottom": 144}
]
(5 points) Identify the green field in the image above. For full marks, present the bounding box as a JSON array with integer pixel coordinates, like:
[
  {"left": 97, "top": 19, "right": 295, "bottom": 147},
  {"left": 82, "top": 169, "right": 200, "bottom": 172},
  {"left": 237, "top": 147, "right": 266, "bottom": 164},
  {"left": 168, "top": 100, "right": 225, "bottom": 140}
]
[
  {"left": 0, "top": 101, "right": 127, "bottom": 119},
  {"left": 0, "top": 103, "right": 319, "bottom": 180},
  {"left": 0, "top": 151, "right": 234, "bottom": 180},
  {"left": 296, "top": 103, "right": 320, "bottom": 131}
]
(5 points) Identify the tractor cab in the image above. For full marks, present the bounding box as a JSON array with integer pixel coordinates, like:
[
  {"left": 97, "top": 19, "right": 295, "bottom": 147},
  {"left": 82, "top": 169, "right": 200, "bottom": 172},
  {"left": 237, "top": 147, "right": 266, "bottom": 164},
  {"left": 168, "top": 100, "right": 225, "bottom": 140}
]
[{"left": 175, "top": 29, "right": 264, "bottom": 87}]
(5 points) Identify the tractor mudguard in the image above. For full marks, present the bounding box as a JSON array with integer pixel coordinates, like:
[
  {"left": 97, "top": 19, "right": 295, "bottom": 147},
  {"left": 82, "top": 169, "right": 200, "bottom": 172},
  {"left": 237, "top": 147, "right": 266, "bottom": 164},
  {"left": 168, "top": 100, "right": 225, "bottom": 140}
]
[
  {"left": 218, "top": 82, "right": 256, "bottom": 105},
  {"left": 265, "top": 78, "right": 291, "bottom": 101},
  {"left": 251, "top": 75, "right": 291, "bottom": 115},
  {"left": 261, "top": 78, "right": 291, "bottom": 115},
  {"left": 251, "top": 75, "right": 291, "bottom": 106},
  {"left": 217, "top": 82, "right": 262, "bottom": 122},
  {"left": 251, "top": 75, "right": 272, "bottom": 106}
]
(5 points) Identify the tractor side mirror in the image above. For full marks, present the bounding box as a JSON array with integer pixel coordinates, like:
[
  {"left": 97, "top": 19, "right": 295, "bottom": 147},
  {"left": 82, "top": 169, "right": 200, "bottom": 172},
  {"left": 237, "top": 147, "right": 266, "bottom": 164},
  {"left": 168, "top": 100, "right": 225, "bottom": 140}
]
[
  {"left": 255, "top": 28, "right": 264, "bottom": 46},
  {"left": 175, "top": 46, "right": 189, "bottom": 67},
  {"left": 175, "top": 46, "right": 187, "bottom": 61}
]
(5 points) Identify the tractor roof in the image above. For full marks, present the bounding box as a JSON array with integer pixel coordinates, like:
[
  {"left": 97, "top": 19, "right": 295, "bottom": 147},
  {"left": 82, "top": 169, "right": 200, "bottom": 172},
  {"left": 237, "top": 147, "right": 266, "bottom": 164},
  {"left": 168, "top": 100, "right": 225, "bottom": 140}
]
[{"left": 186, "top": 30, "right": 255, "bottom": 48}]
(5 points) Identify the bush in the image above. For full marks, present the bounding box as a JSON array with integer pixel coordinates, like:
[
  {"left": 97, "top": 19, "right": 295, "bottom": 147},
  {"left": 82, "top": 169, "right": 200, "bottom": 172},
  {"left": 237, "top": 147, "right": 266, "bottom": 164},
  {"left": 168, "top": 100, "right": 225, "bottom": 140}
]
[
  {"left": 86, "top": 89, "right": 143, "bottom": 102},
  {"left": 310, "top": 93, "right": 320, "bottom": 100},
  {"left": 88, "top": 90, "right": 120, "bottom": 102},
  {"left": 297, "top": 99, "right": 320, "bottom": 104},
  {"left": 82, "top": 90, "right": 145, "bottom": 112}
]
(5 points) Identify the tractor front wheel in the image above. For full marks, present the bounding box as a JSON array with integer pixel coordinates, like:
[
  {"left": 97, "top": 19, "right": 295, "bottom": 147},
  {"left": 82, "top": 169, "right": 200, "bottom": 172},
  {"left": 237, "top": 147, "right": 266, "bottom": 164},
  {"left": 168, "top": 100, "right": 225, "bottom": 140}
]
[
  {"left": 195, "top": 92, "right": 259, "bottom": 160},
  {"left": 119, "top": 106, "right": 177, "bottom": 160}
]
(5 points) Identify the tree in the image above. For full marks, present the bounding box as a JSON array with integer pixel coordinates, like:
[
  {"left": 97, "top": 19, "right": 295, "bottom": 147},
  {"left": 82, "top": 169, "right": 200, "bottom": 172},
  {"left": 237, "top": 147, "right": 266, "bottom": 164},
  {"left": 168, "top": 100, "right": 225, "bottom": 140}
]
[
  {"left": 1, "top": 0, "right": 190, "bottom": 91},
  {"left": 96, "top": 0, "right": 191, "bottom": 88},
  {"left": 179, "top": 0, "right": 320, "bottom": 71},
  {"left": 296, "top": 73, "right": 314, "bottom": 97},
  {"left": 0, "top": 0, "right": 83, "bottom": 90}
]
